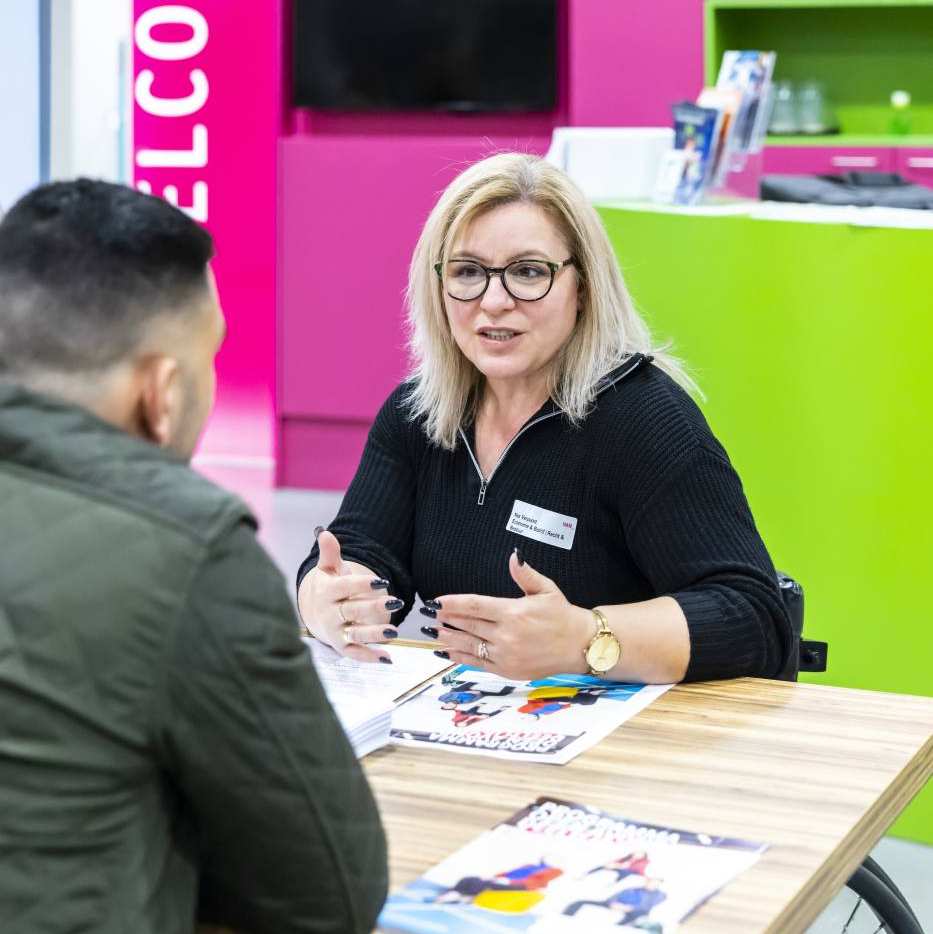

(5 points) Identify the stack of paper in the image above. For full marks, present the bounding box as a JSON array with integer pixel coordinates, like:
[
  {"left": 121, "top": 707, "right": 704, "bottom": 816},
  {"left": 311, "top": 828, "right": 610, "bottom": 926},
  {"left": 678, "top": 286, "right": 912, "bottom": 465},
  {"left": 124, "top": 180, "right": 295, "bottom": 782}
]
[
  {"left": 304, "top": 637, "right": 450, "bottom": 758},
  {"left": 329, "top": 695, "right": 395, "bottom": 759}
]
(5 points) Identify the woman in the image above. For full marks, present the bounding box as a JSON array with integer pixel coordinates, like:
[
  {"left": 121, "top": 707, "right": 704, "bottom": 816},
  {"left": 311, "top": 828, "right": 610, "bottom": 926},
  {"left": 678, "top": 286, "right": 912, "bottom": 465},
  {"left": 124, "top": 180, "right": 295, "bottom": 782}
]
[{"left": 298, "top": 153, "right": 791, "bottom": 683}]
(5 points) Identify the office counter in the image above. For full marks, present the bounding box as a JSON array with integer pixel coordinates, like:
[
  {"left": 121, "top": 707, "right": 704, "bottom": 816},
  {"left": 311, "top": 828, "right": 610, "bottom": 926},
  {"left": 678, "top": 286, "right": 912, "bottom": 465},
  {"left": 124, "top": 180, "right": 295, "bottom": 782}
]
[{"left": 594, "top": 201, "right": 933, "bottom": 842}]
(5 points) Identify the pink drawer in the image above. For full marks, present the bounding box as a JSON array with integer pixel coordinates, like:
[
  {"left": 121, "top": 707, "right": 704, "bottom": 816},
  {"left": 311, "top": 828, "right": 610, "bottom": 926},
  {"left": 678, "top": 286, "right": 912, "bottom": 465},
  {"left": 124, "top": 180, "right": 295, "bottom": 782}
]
[
  {"left": 763, "top": 146, "right": 893, "bottom": 175},
  {"left": 895, "top": 149, "right": 933, "bottom": 189}
]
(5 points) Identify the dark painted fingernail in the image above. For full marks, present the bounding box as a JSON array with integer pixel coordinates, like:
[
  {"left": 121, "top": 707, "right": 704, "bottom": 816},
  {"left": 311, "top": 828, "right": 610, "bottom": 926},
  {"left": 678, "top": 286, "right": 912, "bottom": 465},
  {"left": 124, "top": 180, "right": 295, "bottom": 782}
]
[
  {"left": 514, "top": 546, "right": 525, "bottom": 566},
  {"left": 433, "top": 650, "right": 450, "bottom": 660},
  {"left": 420, "top": 626, "right": 438, "bottom": 639},
  {"left": 385, "top": 597, "right": 404, "bottom": 611},
  {"left": 371, "top": 578, "right": 390, "bottom": 590},
  {"left": 419, "top": 606, "right": 437, "bottom": 619},
  {"left": 383, "top": 628, "right": 398, "bottom": 639},
  {"left": 424, "top": 599, "right": 443, "bottom": 610},
  {"left": 378, "top": 656, "right": 393, "bottom": 664},
  {"left": 314, "top": 525, "right": 324, "bottom": 540}
]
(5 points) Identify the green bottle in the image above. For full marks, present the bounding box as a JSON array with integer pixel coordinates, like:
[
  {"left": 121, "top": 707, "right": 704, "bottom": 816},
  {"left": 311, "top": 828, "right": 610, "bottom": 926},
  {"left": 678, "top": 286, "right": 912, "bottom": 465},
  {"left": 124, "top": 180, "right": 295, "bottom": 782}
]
[{"left": 890, "top": 90, "right": 912, "bottom": 136}]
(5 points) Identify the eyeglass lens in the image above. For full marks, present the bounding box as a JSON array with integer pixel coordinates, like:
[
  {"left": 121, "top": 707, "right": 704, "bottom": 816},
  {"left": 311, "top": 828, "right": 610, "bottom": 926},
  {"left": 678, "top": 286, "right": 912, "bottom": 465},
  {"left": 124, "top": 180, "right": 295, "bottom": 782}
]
[{"left": 444, "top": 260, "right": 553, "bottom": 301}]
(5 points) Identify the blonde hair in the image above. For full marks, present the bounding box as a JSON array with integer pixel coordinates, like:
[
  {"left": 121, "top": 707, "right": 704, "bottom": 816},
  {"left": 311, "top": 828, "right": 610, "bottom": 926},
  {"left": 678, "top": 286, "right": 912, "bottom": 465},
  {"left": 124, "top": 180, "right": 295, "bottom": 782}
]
[{"left": 405, "top": 152, "right": 697, "bottom": 449}]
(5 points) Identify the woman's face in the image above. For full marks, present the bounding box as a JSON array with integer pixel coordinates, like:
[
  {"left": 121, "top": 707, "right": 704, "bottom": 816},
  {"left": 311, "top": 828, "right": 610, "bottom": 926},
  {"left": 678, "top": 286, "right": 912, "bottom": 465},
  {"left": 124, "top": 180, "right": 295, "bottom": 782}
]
[{"left": 443, "top": 201, "right": 578, "bottom": 390}]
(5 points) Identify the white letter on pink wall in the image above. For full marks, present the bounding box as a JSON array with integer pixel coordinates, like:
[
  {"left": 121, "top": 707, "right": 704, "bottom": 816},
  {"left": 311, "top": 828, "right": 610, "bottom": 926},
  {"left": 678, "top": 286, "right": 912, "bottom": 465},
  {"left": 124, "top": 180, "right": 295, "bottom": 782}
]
[
  {"left": 136, "top": 123, "right": 207, "bottom": 168},
  {"left": 134, "top": 6, "right": 208, "bottom": 61},
  {"left": 135, "top": 68, "right": 208, "bottom": 117},
  {"left": 136, "top": 179, "right": 208, "bottom": 223}
]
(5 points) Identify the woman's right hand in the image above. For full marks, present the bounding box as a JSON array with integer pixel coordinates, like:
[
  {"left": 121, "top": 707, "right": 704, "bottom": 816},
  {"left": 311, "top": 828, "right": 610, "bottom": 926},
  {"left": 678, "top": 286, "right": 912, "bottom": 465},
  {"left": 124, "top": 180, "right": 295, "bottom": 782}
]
[{"left": 297, "top": 530, "right": 403, "bottom": 663}]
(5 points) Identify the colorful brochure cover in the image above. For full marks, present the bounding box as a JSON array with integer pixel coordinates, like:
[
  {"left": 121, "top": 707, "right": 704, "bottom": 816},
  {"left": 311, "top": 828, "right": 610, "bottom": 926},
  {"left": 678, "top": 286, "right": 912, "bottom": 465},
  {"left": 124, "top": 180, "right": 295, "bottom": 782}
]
[
  {"left": 696, "top": 86, "right": 743, "bottom": 188},
  {"left": 379, "top": 797, "right": 768, "bottom": 933},
  {"left": 390, "top": 666, "right": 670, "bottom": 765},
  {"left": 670, "top": 101, "right": 722, "bottom": 205},
  {"left": 716, "top": 50, "right": 776, "bottom": 155}
]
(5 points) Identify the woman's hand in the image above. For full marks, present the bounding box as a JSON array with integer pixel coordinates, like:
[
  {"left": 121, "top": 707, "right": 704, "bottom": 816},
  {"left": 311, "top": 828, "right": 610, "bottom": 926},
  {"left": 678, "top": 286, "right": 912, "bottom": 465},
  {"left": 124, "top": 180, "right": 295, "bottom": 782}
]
[
  {"left": 425, "top": 550, "right": 593, "bottom": 680},
  {"left": 297, "top": 530, "right": 404, "bottom": 664}
]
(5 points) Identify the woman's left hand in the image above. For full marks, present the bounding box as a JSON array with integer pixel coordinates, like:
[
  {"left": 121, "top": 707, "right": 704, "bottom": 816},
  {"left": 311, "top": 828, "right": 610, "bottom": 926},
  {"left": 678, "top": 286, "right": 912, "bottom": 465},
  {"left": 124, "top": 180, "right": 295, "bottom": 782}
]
[{"left": 427, "top": 551, "right": 593, "bottom": 680}]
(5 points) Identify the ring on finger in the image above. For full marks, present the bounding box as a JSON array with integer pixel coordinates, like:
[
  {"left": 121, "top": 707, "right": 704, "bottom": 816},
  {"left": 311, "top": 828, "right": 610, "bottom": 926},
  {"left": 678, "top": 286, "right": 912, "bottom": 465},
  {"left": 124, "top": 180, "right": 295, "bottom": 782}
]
[
  {"left": 337, "top": 601, "right": 351, "bottom": 625},
  {"left": 342, "top": 626, "right": 355, "bottom": 645},
  {"left": 477, "top": 639, "right": 489, "bottom": 662}
]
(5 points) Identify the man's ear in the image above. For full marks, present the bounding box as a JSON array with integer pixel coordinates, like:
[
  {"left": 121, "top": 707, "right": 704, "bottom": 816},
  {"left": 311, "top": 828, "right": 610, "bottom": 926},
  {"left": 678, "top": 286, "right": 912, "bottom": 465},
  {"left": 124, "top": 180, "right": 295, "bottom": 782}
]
[{"left": 136, "top": 355, "right": 181, "bottom": 447}]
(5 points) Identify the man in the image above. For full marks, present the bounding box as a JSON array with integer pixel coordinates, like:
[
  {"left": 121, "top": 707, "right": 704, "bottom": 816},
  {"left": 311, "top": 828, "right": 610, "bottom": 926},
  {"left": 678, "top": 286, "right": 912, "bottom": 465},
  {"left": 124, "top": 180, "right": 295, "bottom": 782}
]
[
  {"left": 0, "top": 180, "right": 387, "bottom": 933},
  {"left": 563, "top": 875, "right": 667, "bottom": 926}
]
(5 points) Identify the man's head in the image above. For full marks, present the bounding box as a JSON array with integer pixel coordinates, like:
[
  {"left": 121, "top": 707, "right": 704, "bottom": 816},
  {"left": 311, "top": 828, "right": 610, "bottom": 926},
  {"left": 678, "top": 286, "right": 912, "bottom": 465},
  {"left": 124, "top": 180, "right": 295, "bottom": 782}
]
[{"left": 0, "top": 178, "right": 224, "bottom": 459}]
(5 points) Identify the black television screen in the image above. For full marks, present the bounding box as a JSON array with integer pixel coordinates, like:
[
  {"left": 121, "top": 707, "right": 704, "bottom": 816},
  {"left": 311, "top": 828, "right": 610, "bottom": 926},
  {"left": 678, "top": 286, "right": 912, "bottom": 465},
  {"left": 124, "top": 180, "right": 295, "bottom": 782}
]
[{"left": 293, "top": 0, "right": 557, "bottom": 112}]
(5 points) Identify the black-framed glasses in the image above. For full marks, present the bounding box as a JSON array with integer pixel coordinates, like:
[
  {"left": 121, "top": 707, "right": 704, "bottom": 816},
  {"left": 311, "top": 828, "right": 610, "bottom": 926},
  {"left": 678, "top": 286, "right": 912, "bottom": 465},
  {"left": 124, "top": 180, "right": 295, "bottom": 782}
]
[{"left": 434, "top": 257, "right": 575, "bottom": 302}]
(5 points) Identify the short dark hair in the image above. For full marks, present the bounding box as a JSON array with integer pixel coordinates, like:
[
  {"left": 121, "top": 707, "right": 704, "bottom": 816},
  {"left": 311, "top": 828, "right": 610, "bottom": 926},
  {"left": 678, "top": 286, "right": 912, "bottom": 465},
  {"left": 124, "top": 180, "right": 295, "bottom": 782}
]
[{"left": 0, "top": 178, "right": 214, "bottom": 377}]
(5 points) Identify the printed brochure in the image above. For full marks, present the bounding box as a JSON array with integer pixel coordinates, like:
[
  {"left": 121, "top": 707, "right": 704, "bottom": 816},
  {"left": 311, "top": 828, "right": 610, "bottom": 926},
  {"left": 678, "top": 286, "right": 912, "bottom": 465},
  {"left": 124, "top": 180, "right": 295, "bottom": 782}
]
[
  {"left": 390, "top": 666, "right": 670, "bottom": 765},
  {"left": 379, "top": 796, "right": 768, "bottom": 933}
]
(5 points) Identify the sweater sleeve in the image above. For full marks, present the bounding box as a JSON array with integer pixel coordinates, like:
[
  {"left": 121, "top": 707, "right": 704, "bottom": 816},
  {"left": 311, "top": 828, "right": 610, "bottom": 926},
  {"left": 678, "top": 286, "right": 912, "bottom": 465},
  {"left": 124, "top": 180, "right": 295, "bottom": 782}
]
[
  {"left": 623, "top": 441, "right": 794, "bottom": 682},
  {"left": 157, "top": 522, "right": 388, "bottom": 934},
  {"left": 296, "top": 387, "right": 417, "bottom": 620}
]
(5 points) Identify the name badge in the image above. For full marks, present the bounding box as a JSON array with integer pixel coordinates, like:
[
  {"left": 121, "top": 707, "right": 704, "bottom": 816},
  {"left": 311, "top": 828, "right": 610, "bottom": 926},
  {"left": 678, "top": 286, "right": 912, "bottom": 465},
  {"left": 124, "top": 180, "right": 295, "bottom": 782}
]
[{"left": 506, "top": 499, "right": 577, "bottom": 551}]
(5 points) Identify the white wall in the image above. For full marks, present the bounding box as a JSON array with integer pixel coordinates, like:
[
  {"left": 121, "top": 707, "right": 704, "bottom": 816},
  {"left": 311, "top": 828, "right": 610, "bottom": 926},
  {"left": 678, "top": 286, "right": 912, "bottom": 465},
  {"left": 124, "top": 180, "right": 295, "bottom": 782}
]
[
  {"left": 50, "top": 0, "right": 131, "bottom": 183},
  {"left": 0, "top": 0, "right": 43, "bottom": 210}
]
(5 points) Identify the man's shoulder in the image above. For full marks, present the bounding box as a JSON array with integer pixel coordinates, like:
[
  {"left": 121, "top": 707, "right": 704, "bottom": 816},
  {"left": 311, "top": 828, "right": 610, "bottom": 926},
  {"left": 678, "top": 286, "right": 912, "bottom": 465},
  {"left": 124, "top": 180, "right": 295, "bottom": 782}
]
[
  {"left": 118, "top": 455, "right": 256, "bottom": 546},
  {"left": 0, "top": 384, "right": 255, "bottom": 549}
]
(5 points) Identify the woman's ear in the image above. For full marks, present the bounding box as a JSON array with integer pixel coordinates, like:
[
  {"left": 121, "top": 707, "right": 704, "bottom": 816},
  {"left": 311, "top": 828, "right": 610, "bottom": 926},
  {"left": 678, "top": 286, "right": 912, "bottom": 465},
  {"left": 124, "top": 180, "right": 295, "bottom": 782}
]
[{"left": 136, "top": 355, "right": 181, "bottom": 447}]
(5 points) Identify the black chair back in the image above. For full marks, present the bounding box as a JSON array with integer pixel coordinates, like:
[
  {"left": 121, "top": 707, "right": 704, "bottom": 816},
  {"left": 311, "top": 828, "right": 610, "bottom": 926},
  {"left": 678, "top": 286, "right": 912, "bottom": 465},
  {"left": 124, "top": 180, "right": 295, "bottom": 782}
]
[{"left": 775, "top": 571, "right": 827, "bottom": 681}]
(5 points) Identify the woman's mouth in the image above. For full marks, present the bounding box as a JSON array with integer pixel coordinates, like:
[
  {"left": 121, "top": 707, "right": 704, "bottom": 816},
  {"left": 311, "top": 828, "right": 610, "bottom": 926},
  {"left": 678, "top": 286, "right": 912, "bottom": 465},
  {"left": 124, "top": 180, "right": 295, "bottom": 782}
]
[{"left": 478, "top": 328, "right": 521, "bottom": 343}]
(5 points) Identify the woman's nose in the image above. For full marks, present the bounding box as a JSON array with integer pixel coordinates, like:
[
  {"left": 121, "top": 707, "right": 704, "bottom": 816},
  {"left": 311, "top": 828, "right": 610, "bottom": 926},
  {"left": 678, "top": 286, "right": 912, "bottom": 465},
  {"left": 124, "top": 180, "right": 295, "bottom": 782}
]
[{"left": 479, "top": 273, "right": 515, "bottom": 313}]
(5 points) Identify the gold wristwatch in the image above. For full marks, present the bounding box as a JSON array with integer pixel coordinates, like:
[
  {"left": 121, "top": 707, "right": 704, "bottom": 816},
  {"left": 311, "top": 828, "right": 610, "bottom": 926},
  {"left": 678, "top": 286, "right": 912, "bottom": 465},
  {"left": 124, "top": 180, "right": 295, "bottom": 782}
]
[{"left": 584, "top": 608, "right": 622, "bottom": 676}]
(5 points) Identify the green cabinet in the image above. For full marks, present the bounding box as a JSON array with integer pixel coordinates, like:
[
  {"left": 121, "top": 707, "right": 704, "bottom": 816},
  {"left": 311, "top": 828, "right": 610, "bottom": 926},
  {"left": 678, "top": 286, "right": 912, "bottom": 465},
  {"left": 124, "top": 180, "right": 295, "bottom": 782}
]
[{"left": 596, "top": 202, "right": 933, "bottom": 844}]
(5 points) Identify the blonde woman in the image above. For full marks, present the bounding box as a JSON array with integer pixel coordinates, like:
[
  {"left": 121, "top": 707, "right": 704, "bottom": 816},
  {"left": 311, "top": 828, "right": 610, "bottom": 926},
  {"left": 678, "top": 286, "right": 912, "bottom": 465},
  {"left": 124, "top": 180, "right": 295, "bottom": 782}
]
[{"left": 298, "top": 153, "right": 791, "bottom": 684}]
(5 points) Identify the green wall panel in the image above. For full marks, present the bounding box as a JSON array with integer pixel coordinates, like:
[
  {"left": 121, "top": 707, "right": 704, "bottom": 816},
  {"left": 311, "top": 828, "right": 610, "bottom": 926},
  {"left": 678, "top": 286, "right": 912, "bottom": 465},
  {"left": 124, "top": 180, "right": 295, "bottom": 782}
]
[{"left": 596, "top": 204, "right": 933, "bottom": 843}]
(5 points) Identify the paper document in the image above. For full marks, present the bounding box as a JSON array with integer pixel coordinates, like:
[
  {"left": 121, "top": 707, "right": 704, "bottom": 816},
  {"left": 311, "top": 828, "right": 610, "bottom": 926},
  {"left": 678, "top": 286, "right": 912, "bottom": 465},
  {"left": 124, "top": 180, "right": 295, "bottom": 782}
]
[
  {"left": 390, "top": 666, "right": 671, "bottom": 765},
  {"left": 379, "top": 797, "right": 768, "bottom": 933},
  {"left": 304, "top": 638, "right": 451, "bottom": 757}
]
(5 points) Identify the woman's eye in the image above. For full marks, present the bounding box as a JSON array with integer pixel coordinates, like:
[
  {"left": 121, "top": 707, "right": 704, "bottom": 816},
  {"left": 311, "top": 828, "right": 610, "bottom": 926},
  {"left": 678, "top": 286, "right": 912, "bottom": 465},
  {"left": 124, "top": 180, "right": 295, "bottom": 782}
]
[
  {"left": 512, "top": 263, "right": 547, "bottom": 280},
  {"left": 450, "top": 263, "right": 483, "bottom": 280}
]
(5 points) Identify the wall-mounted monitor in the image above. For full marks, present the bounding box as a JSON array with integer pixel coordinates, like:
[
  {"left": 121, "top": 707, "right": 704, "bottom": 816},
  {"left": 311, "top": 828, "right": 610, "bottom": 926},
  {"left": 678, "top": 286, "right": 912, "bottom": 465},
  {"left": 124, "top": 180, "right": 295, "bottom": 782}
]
[{"left": 293, "top": 0, "right": 558, "bottom": 113}]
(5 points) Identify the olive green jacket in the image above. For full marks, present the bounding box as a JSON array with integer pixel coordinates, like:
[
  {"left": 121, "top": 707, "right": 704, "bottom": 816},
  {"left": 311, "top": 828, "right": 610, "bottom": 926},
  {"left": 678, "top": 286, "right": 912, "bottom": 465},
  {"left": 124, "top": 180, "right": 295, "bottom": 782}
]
[{"left": 0, "top": 384, "right": 387, "bottom": 933}]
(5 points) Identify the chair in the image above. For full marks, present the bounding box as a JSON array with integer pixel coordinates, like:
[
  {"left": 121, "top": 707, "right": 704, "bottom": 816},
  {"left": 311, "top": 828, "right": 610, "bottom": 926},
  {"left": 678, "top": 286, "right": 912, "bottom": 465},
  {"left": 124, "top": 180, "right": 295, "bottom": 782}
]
[{"left": 775, "top": 572, "right": 923, "bottom": 933}]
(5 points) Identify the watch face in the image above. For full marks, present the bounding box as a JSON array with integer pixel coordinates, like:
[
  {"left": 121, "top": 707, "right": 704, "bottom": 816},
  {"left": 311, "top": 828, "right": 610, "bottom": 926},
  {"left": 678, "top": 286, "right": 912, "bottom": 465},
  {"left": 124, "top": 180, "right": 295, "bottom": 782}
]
[{"left": 587, "top": 633, "right": 621, "bottom": 672}]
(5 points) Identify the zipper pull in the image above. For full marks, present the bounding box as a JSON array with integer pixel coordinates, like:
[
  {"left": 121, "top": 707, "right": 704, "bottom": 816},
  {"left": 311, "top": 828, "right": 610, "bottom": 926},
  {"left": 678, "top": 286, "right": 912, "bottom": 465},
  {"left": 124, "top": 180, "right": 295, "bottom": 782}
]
[{"left": 477, "top": 478, "right": 487, "bottom": 506}]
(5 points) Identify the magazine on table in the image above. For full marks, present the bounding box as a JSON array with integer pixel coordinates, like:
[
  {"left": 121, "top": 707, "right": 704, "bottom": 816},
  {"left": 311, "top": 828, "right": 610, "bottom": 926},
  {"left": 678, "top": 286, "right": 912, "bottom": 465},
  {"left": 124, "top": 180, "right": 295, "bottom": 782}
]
[
  {"left": 379, "top": 796, "right": 768, "bottom": 933},
  {"left": 390, "top": 665, "right": 671, "bottom": 765}
]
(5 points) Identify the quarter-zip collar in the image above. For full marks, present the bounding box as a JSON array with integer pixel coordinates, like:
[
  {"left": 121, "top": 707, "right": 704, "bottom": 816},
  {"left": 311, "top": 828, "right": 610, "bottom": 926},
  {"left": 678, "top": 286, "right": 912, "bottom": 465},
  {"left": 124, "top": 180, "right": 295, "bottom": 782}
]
[{"left": 459, "top": 353, "right": 652, "bottom": 504}]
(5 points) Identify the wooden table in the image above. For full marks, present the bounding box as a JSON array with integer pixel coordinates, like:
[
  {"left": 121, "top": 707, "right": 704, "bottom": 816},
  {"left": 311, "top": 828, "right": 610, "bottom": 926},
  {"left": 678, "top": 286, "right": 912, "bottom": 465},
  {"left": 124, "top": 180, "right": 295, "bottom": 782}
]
[{"left": 364, "top": 678, "right": 933, "bottom": 933}]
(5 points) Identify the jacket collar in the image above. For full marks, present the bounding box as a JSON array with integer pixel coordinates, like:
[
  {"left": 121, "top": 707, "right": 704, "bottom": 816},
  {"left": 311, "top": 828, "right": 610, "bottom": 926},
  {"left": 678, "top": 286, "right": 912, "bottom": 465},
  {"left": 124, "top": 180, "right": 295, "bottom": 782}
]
[
  {"left": 0, "top": 381, "right": 255, "bottom": 536},
  {"left": 593, "top": 352, "right": 653, "bottom": 397}
]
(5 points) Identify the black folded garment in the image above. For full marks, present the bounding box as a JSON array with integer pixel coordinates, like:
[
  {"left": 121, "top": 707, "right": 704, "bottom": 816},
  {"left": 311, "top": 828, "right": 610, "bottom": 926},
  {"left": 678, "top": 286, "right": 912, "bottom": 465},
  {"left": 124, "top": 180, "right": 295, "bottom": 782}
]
[{"left": 760, "top": 171, "right": 933, "bottom": 209}]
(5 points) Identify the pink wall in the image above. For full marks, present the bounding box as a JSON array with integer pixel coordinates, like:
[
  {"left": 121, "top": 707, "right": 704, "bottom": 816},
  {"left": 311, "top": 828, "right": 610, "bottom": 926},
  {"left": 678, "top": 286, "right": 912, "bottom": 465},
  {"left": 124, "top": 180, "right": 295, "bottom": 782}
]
[
  {"left": 277, "top": 132, "right": 554, "bottom": 488},
  {"left": 133, "top": 2, "right": 705, "bottom": 487},
  {"left": 132, "top": 1, "right": 280, "bottom": 464},
  {"left": 278, "top": 1, "right": 703, "bottom": 489},
  {"left": 567, "top": 1, "right": 704, "bottom": 126}
]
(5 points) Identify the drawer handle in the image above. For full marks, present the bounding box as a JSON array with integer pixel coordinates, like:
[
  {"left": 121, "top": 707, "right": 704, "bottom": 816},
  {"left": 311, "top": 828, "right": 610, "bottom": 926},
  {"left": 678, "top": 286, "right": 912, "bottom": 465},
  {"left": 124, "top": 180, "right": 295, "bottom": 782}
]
[
  {"left": 907, "top": 157, "right": 933, "bottom": 169},
  {"left": 831, "top": 156, "right": 879, "bottom": 168}
]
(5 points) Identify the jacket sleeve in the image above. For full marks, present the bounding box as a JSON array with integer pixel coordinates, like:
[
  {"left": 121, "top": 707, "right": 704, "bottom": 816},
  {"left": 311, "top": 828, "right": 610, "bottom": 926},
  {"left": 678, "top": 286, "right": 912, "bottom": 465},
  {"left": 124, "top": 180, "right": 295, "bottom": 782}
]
[
  {"left": 624, "top": 442, "right": 794, "bottom": 682},
  {"left": 155, "top": 521, "right": 387, "bottom": 934},
  {"left": 297, "top": 387, "right": 418, "bottom": 620}
]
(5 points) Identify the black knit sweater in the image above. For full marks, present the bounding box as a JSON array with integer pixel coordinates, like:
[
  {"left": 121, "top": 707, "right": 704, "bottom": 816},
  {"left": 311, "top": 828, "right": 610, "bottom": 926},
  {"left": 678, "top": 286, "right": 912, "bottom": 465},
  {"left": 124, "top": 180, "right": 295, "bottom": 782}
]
[{"left": 298, "top": 355, "right": 793, "bottom": 682}]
